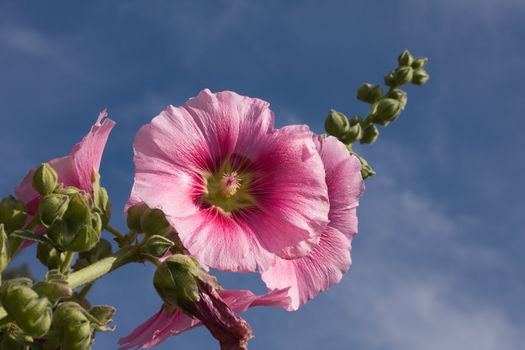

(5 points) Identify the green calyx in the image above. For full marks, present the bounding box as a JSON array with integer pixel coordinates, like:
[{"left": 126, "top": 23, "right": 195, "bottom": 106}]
[
  {"left": 46, "top": 194, "right": 101, "bottom": 252},
  {"left": 0, "top": 278, "right": 52, "bottom": 338},
  {"left": 153, "top": 255, "right": 219, "bottom": 312},
  {"left": 0, "top": 196, "right": 27, "bottom": 233},
  {"left": 202, "top": 162, "right": 256, "bottom": 214}
]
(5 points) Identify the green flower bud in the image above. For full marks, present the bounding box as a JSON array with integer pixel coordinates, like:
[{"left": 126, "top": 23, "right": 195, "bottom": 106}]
[
  {"left": 36, "top": 242, "right": 66, "bottom": 270},
  {"left": 0, "top": 196, "right": 27, "bottom": 233},
  {"left": 140, "top": 208, "right": 172, "bottom": 236},
  {"left": 338, "top": 116, "right": 363, "bottom": 144},
  {"left": 52, "top": 302, "right": 92, "bottom": 350},
  {"left": 47, "top": 194, "right": 100, "bottom": 252},
  {"left": 412, "top": 68, "right": 430, "bottom": 85},
  {"left": 141, "top": 235, "right": 174, "bottom": 258},
  {"left": 356, "top": 84, "right": 383, "bottom": 104},
  {"left": 371, "top": 98, "right": 404, "bottom": 125},
  {"left": 126, "top": 203, "right": 149, "bottom": 232},
  {"left": 32, "top": 163, "right": 58, "bottom": 196},
  {"left": 324, "top": 110, "right": 350, "bottom": 139},
  {"left": 0, "top": 278, "right": 52, "bottom": 337},
  {"left": 67, "top": 225, "right": 100, "bottom": 253},
  {"left": 386, "top": 88, "right": 408, "bottom": 108},
  {"left": 411, "top": 57, "right": 428, "bottom": 69},
  {"left": 33, "top": 270, "right": 73, "bottom": 303},
  {"left": 60, "top": 187, "right": 81, "bottom": 195},
  {"left": 73, "top": 239, "right": 112, "bottom": 271},
  {"left": 37, "top": 194, "right": 70, "bottom": 227},
  {"left": 0, "top": 225, "right": 9, "bottom": 272},
  {"left": 153, "top": 255, "right": 209, "bottom": 308},
  {"left": 88, "top": 305, "right": 116, "bottom": 328},
  {"left": 384, "top": 71, "right": 395, "bottom": 87},
  {"left": 398, "top": 50, "right": 414, "bottom": 66},
  {"left": 360, "top": 124, "right": 380, "bottom": 144},
  {"left": 351, "top": 152, "right": 375, "bottom": 179},
  {"left": 393, "top": 66, "right": 414, "bottom": 85},
  {"left": 91, "top": 185, "right": 111, "bottom": 227}
]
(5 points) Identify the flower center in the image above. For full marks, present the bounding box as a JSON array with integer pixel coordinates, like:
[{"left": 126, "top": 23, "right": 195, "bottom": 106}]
[{"left": 202, "top": 164, "right": 256, "bottom": 214}]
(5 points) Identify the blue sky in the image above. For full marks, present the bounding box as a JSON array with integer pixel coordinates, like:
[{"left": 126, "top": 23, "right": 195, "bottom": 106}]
[{"left": 1, "top": 1, "right": 524, "bottom": 349}]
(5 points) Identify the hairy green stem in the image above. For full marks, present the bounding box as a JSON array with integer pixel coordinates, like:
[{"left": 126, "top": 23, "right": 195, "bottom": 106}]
[{"left": 105, "top": 224, "right": 125, "bottom": 241}]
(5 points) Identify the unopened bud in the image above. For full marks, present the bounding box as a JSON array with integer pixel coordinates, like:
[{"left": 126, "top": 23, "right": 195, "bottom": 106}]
[
  {"left": 324, "top": 110, "right": 350, "bottom": 138},
  {"left": 141, "top": 208, "right": 172, "bottom": 236},
  {"left": 338, "top": 116, "right": 363, "bottom": 144},
  {"left": 126, "top": 203, "right": 148, "bottom": 232},
  {"left": 386, "top": 89, "right": 408, "bottom": 108},
  {"left": 411, "top": 57, "right": 428, "bottom": 69},
  {"left": 52, "top": 302, "right": 92, "bottom": 350},
  {"left": 384, "top": 71, "right": 395, "bottom": 87},
  {"left": 32, "top": 163, "right": 58, "bottom": 196},
  {"left": 0, "top": 196, "right": 27, "bottom": 233},
  {"left": 393, "top": 66, "right": 414, "bottom": 85},
  {"left": 36, "top": 242, "right": 66, "bottom": 269},
  {"left": 94, "top": 187, "right": 112, "bottom": 226},
  {"left": 153, "top": 255, "right": 204, "bottom": 308},
  {"left": 352, "top": 153, "right": 375, "bottom": 179},
  {"left": 37, "top": 194, "right": 70, "bottom": 227},
  {"left": 412, "top": 68, "right": 430, "bottom": 85},
  {"left": 356, "top": 84, "right": 383, "bottom": 104},
  {"left": 33, "top": 270, "right": 73, "bottom": 303},
  {"left": 0, "top": 278, "right": 52, "bottom": 337},
  {"left": 47, "top": 194, "right": 100, "bottom": 252},
  {"left": 141, "top": 235, "right": 174, "bottom": 258},
  {"left": 398, "top": 50, "right": 414, "bottom": 66},
  {"left": 360, "top": 125, "right": 380, "bottom": 144},
  {"left": 89, "top": 305, "right": 116, "bottom": 328},
  {"left": 371, "top": 98, "right": 404, "bottom": 125}
]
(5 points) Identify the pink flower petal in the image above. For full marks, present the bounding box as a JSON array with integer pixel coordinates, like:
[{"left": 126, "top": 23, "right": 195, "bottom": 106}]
[
  {"left": 261, "top": 226, "right": 351, "bottom": 310},
  {"left": 172, "top": 208, "right": 275, "bottom": 272},
  {"left": 316, "top": 136, "right": 364, "bottom": 239},
  {"left": 15, "top": 111, "right": 115, "bottom": 208},
  {"left": 240, "top": 125, "right": 329, "bottom": 259},
  {"left": 130, "top": 90, "right": 330, "bottom": 272},
  {"left": 118, "top": 289, "right": 288, "bottom": 350},
  {"left": 260, "top": 136, "right": 364, "bottom": 310}
]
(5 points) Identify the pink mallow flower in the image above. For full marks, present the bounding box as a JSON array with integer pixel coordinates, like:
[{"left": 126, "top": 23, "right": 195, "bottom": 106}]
[
  {"left": 261, "top": 136, "right": 364, "bottom": 310},
  {"left": 15, "top": 110, "right": 115, "bottom": 215},
  {"left": 128, "top": 89, "right": 330, "bottom": 272},
  {"left": 118, "top": 288, "right": 290, "bottom": 350}
]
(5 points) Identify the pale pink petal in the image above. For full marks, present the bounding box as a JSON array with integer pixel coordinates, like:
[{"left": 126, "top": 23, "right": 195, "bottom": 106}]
[
  {"left": 118, "top": 288, "right": 287, "bottom": 350},
  {"left": 71, "top": 110, "right": 116, "bottom": 192},
  {"left": 316, "top": 136, "right": 364, "bottom": 239},
  {"left": 172, "top": 208, "right": 275, "bottom": 272},
  {"left": 261, "top": 226, "right": 351, "bottom": 311},
  {"left": 15, "top": 111, "right": 115, "bottom": 208}
]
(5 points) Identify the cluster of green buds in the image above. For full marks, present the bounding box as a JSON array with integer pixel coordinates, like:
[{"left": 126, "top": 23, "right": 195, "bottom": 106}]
[
  {"left": 126, "top": 204, "right": 180, "bottom": 258},
  {"left": 31, "top": 163, "right": 110, "bottom": 254},
  {"left": 324, "top": 50, "right": 429, "bottom": 178},
  {"left": 0, "top": 271, "right": 114, "bottom": 350}
]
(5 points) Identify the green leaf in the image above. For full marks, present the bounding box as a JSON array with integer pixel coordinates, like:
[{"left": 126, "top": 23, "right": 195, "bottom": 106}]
[{"left": 10, "top": 230, "right": 55, "bottom": 246}]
